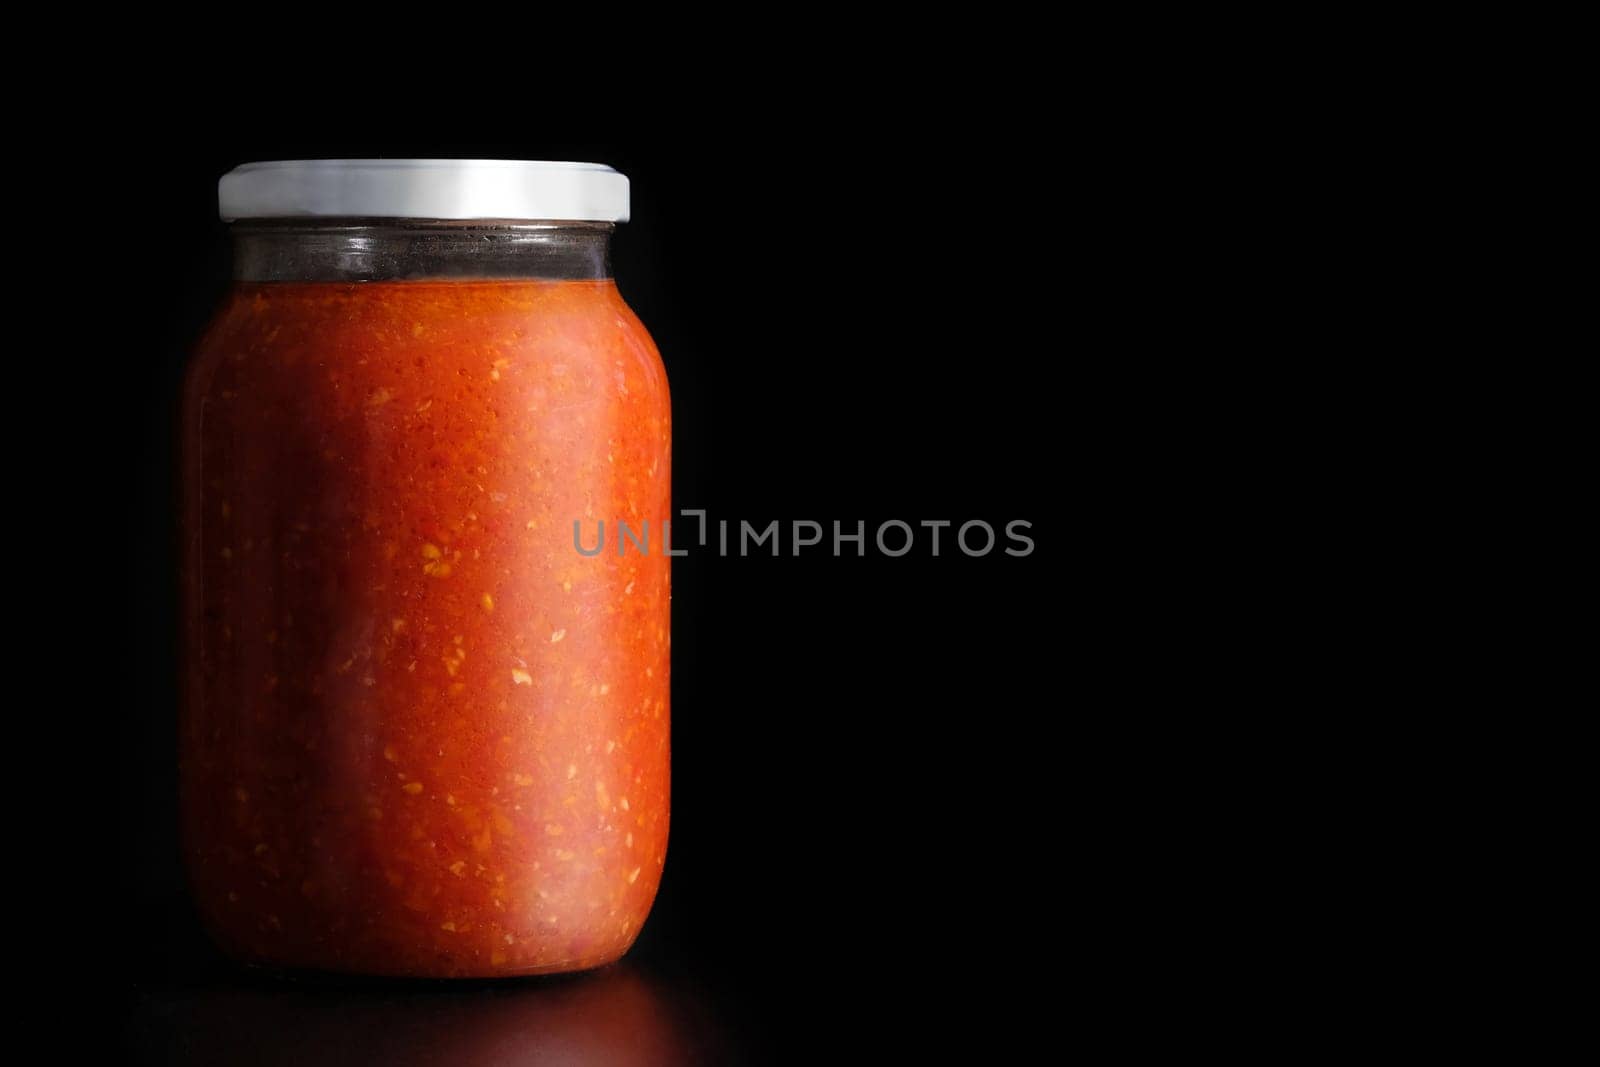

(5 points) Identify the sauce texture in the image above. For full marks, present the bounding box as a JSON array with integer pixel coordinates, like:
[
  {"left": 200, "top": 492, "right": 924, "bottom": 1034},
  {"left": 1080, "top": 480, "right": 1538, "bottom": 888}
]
[{"left": 181, "top": 280, "right": 670, "bottom": 976}]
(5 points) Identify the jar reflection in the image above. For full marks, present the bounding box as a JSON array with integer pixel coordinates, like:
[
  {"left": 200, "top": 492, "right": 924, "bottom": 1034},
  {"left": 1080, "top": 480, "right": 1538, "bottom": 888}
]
[{"left": 130, "top": 964, "right": 724, "bottom": 1066}]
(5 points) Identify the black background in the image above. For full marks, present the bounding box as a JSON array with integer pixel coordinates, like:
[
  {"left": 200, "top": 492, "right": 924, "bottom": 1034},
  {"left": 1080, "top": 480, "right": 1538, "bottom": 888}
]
[{"left": 81, "top": 133, "right": 1080, "bottom": 1061}]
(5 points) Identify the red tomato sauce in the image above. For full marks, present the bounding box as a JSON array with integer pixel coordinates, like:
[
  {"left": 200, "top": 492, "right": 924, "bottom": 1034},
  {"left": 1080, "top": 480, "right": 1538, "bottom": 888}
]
[{"left": 181, "top": 280, "right": 670, "bottom": 976}]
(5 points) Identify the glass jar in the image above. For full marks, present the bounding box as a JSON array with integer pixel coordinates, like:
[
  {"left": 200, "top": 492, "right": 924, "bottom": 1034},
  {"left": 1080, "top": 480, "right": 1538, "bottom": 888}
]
[{"left": 180, "top": 160, "right": 670, "bottom": 977}]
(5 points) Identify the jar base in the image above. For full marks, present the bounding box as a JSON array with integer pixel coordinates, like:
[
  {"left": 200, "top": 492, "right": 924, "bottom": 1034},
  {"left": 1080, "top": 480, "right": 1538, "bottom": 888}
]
[{"left": 204, "top": 940, "right": 638, "bottom": 982}]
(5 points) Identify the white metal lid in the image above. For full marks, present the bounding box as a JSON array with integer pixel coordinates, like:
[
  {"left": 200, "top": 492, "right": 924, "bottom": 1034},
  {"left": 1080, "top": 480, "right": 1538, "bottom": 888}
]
[{"left": 219, "top": 159, "right": 630, "bottom": 223}]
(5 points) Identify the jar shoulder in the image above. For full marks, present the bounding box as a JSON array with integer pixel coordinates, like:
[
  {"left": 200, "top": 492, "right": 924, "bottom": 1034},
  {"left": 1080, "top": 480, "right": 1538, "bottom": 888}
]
[{"left": 185, "top": 281, "right": 668, "bottom": 415}]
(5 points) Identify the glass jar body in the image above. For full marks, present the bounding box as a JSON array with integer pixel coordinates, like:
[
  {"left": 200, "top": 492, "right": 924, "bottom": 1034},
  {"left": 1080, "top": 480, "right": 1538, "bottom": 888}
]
[{"left": 180, "top": 223, "right": 670, "bottom": 977}]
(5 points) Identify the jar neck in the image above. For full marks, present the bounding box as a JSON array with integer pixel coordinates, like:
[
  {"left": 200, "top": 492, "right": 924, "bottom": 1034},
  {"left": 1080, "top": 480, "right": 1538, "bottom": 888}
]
[{"left": 231, "top": 220, "right": 614, "bottom": 282}]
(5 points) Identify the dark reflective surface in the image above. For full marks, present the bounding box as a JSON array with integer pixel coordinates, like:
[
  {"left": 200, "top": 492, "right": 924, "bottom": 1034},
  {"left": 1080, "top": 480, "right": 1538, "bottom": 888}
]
[
  {"left": 119, "top": 900, "right": 739, "bottom": 1066},
  {"left": 124, "top": 962, "right": 734, "bottom": 1066}
]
